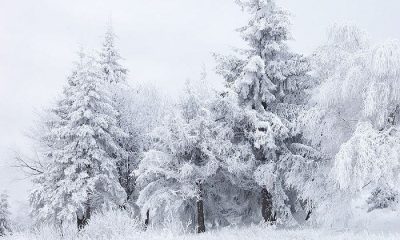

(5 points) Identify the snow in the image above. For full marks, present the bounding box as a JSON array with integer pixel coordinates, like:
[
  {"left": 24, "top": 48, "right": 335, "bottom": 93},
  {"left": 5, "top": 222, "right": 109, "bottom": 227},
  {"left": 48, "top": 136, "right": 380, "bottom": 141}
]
[
  {"left": 3, "top": 223, "right": 400, "bottom": 240},
  {"left": 349, "top": 208, "right": 400, "bottom": 234}
]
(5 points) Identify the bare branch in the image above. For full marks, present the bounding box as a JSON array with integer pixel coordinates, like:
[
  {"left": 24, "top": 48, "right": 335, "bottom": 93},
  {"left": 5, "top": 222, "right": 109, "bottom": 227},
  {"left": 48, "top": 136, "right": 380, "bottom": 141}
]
[{"left": 13, "top": 151, "right": 45, "bottom": 176}]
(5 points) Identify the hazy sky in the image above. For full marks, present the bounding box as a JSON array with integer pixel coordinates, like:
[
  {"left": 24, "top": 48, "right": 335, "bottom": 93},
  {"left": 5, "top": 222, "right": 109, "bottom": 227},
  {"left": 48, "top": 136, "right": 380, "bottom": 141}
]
[{"left": 1, "top": 0, "right": 400, "bottom": 215}]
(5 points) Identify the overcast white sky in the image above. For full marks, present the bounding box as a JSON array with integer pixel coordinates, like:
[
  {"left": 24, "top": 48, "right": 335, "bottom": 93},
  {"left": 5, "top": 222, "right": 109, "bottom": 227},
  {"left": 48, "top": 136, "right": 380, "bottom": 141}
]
[{"left": 1, "top": 0, "right": 400, "bottom": 215}]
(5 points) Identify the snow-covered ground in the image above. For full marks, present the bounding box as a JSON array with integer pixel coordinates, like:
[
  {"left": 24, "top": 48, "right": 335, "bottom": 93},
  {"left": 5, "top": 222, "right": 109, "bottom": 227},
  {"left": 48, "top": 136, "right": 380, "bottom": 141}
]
[
  {"left": 3, "top": 225, "right": 399, "bottom": 240},
  {"left": 2, "top": 208, "right": 399, "bottom": 240}
]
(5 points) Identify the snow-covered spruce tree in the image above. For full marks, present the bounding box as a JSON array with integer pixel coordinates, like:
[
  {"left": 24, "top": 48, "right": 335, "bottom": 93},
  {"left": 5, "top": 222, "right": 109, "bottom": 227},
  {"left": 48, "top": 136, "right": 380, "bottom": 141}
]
[
  {"left": 0, "top": 192, "right": 11, "bottom": 236},
  {"left": 215, "top": 0, "right": 318, "bottom": 224},
  {"left": 97, "top": 24, "right": 168, "bottom": 212},
  {"left": 98, "top": 23, "right": 127, "bottom": 85},
  {"left": 136, "top": 79, "right": 231, "bottom": 233},
  {"left": 205, "top": 88, "right": 268, "bottom": 226},
  {"left": 30, "top": 50, "right": 126, "bottom": 229},
  {"left": 302, "top": 24, "right": 400, "bottom": 225},
  {"left": 97, "top": 24, "right": 138, "bottom": 208}
]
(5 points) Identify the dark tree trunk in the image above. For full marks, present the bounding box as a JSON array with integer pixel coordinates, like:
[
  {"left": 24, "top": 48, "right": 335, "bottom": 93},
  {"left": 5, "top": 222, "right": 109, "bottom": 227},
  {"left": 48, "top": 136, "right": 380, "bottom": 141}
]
[
  {"left": 196, "top": 181, "right": 206, "bottom": 233},
  {"left": 261, "top": 188, "right": 275, "bottom": 223},
  {"left": 77, "top": 216, "right": 85, "bottom": 230},
  {"left": 305, "top": 210, "right": 312, "bottom": 221},
  {"left": 144, "top": 209, "right": 150, "bottom": 229},
  {"left": 77, "top": 214, "right": 88, "bottom": 230},
  {"left": 77, "top": 206, "right": 91, "bottom": 230},
  {"left": 196, "top": 199, "right": 206, "bottom": 233}
]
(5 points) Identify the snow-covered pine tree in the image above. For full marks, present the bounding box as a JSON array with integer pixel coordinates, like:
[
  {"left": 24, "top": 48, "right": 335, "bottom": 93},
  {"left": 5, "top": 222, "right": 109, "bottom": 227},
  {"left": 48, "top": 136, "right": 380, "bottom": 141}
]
[
  {"left": 98, "top": 23, "right": 127, "bottom": 85},
  {"left": 215, "top": 0, "right": 318, "bottom": 224},
  {"left": 206, "top": 88, "right": 265, "bottom": 225},
  {"left": 97, "top": 24, "right": 168, "bottom": 213},
  {"left": 136, "top": 80, "right": 224, "bottom": 232},
  {"left": 0, "top": 192, "right": 11, "bottom": 236},
  {"left": 30, "top": 50, "right": 126, "bottom": 229},
  {"left": 97, "top": 23, "right": 138, "bottom": 209}
]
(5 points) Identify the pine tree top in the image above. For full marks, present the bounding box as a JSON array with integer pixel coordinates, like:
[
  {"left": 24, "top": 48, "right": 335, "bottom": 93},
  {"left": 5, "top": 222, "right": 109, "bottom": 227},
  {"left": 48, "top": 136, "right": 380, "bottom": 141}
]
[{"left": 98, "top": 23, "right": 127, "bottom": 84}]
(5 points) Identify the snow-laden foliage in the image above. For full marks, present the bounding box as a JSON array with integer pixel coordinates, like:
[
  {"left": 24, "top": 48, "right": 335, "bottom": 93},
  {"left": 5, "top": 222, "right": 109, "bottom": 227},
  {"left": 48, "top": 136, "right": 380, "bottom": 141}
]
[
  {"left": 136, "top": 79, "right": 222, "bottom": 229},
  {"left": 98, "top": 24, "right": 127, "bottom": 85},
  {"left": 0, "top": 192, "right": 11, "bottom": 236},
  {"left": 116, "top": 84, "right": 167, "bottom": 207},
  {"left": 97, "top": 24, "right": 137, "bottom": 208},
  {"left": 215, "top": 0, "right": 319, "bottom": 224},
  {"left": 303, "top": 24, "right": 400, "bottom": 155},
  {"left": 136, "top": 75, "right": 268, "bottom": 228},
  {"left": 367, "top": 185, "right": 399, "bottom": 212},
  {"left": 30, "top": 51, "right": 126, "bottom": 225},
  {"left": 301, "top": 24, "right": 400, "bottom": 226},
  {"left": 97, "top": 24, "right": 169, "bottom": 211},
  {"left": 333, "top": 122, "right": 400, "bottom": 192}
]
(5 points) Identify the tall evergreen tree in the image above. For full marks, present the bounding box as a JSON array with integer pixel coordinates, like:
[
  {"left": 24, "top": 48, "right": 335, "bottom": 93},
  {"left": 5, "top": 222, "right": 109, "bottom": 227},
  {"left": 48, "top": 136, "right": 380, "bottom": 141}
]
[
  {"left": 216, "top": 0, "right": 318, "bottom": 224},
  {"left": 97, "top": 23, "right": 139, "bottom": 208},
  {"left": 30, "top": 50, "right": 126, "bottom": 229}
]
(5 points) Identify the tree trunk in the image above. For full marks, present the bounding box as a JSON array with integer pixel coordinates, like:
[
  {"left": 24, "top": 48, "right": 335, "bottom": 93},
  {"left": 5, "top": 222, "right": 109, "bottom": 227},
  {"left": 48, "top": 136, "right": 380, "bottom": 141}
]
[
  {"left": 196, "top": 181, "right": 206, "bottom": 233},
  {"left": 77, "top": 215, "right": 86, "bottom": 230},
  {"left": 305, "top": 210, "right": 312, "bottom": 221},
  {"left": 261, "top": 187, "right": 275, "bottom": 223},
  {"left": 77, "top": 206, "right": 91, "bottom": 230},
  {"left": 144, "top": 209, "right": 150, "bottom": 229}
]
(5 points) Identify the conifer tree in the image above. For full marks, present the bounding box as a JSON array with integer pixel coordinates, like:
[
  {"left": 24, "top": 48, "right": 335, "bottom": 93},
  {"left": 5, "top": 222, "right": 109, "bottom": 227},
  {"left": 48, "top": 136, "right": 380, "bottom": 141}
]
[
  {"left": 97, "top": 23, "right": 140, "bottom": 208},
  {"left": 98, "top": 23, "right": 127, "bottom": 85},
  {"left": 136, "top": 80, "right": 218, "bottom": 232},
  {"left": 216, "top": 0, "right": 318, "bottom": 224},
  {"left": 30, "top": 50, "right": 126, "bottom": 229}
]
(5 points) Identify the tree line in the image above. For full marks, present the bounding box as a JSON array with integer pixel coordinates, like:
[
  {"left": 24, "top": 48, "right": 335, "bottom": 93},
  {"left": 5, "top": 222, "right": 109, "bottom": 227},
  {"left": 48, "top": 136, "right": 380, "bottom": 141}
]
[{"left": 14, "top": 0, "right": 400, "bottom": 233}]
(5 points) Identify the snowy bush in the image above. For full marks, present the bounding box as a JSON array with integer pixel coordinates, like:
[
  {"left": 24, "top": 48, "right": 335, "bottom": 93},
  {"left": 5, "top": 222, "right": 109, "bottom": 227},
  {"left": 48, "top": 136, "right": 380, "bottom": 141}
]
[
  {"left": 79, "top": 210, "right": 142, "bottom": 240},
  {"left": 367, "top": 186, "right": 399, "bottom": 212}
]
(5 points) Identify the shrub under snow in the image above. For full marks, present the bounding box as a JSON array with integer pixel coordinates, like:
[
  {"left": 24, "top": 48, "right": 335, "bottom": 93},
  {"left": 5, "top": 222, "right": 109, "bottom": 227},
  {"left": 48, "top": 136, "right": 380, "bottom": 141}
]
[{"left": 79, "top": 210, "right": 142, "bottom": 240}]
